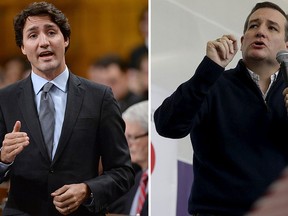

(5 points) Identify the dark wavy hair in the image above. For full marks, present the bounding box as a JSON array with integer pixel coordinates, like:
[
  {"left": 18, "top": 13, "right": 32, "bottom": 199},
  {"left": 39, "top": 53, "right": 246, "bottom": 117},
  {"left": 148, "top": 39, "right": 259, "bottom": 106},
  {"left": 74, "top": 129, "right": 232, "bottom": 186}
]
[
  {"left": 13, "top": 1, "right": 71, "bottom": 51},
  {"left": 243, "top": 1, "right": 288, "bottom": 41}
]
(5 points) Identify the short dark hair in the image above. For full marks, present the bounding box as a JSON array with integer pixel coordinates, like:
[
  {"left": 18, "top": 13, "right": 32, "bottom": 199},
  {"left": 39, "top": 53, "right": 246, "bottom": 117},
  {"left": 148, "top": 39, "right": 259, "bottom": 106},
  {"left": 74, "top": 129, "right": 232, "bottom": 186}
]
[
  {"left": 13, "top": 1, "right": 71, "bottom": 50},
  {"left": 129, "top": 45, "right": 148, "bottom": 70},
  {"left": 243, "top": 1, "right": 288, "bottom": 41},
  {"left": 92, "top": 54, "right": 128, "bottom": 74}
]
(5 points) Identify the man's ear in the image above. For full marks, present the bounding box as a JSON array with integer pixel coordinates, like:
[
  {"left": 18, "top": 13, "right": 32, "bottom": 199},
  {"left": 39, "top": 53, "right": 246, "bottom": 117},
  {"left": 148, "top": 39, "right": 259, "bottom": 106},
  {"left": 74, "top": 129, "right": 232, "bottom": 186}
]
[
  {"left": 21, "top": 45, "right": 26, "bottom": 55},
  {"left": 240, "top": 36, "right": 244, "bottom": 51},
  {"left": 64, "top": 38, "right": 69, "bottom": 48}
]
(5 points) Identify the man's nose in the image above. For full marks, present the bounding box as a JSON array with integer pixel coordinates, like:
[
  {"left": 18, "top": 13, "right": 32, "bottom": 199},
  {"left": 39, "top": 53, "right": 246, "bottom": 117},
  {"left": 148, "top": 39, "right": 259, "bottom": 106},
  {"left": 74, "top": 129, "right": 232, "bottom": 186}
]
[
  {"left": 39, "top": 33, "right": 49, "bottom": 47},
  {"left": 255, "top": 25, "right": 267, "bottom": 38}
]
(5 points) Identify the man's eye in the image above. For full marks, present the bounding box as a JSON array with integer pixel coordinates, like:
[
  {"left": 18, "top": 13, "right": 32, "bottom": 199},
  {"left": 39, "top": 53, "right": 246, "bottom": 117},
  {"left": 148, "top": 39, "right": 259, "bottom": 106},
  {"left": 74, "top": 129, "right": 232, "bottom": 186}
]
[
  {"left": 48, "top": 31, "right": 56, "bottom": 36},
  {"left": 249, "top": 24, "right": 258, "bottom": 29},
  {"left": 29, "top": 34, "right": 37, "bottom": 39},
  {"left": 269, "top": 26, "right": 278, "bottom": 31}
]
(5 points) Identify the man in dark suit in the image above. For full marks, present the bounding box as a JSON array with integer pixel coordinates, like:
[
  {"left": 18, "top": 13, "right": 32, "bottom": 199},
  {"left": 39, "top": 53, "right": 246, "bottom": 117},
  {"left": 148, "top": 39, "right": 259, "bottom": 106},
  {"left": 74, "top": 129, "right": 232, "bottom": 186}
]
[{"left": 0, "top": 2, "right": 134, "bottom": 216}]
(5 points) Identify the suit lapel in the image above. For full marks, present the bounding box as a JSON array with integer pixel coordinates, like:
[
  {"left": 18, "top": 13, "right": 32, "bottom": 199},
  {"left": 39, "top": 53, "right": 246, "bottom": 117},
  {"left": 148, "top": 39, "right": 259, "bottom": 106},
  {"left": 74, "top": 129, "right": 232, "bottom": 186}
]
[
  {"left": 18, "top": 77, "right": 51, "bottom": 162},
  {"left": 52, "top": 73, "right": 84, "bottom": 164}
]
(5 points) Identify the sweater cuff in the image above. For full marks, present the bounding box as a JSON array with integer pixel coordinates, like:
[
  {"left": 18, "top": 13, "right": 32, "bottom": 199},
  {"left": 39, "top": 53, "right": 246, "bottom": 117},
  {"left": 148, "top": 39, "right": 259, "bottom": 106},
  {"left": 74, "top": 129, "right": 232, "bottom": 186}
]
[{"left": 194, "top": 56, "right": 225, "bottom": 83}]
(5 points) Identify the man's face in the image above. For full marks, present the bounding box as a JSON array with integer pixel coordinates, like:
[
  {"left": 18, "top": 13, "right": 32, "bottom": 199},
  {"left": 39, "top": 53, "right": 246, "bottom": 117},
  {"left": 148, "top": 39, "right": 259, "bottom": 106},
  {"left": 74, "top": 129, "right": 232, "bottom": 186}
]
[
  {"left": 105, "top": 64, "right": 128, "bottom": 100},
  {"left": 241, "top": 8, "right": 288, "bottom": 65},
  {"left": 21, "top": 15, "right": 69, "bottom": 78},
  {"left": 125, "top": 120, "right": 148, "bottom": 170}
]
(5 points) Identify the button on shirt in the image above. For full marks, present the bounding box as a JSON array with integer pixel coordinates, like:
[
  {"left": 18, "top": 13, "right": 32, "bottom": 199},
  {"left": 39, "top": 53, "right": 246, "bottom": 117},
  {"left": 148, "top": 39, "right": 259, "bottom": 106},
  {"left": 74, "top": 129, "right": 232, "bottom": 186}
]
[{"left": 32, "top": 67, "right": 68, "bottom": 159}]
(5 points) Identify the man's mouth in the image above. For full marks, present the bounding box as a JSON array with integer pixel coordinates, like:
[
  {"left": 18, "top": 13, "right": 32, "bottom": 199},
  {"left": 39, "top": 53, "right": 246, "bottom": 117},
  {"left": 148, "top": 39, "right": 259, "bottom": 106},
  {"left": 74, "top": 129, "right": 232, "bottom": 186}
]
[
  {"left": 252, "top": 41, "right": 265, "bottom": 48},
  {"left": 39, "top": 51, "right": 54, "bottom": 58}
]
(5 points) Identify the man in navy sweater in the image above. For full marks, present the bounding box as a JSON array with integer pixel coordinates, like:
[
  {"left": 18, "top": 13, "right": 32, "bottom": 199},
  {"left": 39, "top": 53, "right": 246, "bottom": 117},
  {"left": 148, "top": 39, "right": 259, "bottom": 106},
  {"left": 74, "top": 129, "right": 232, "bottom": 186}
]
[{"left": 154, "top": 2, "right": 288, "bottom": 216}]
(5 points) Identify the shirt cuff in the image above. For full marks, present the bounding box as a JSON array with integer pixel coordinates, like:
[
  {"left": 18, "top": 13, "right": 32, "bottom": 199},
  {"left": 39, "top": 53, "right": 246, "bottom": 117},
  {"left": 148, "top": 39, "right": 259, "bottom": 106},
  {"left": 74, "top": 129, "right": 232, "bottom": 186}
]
[
  {"left": 0, "top": 161, "right": 12, "bottom": 180},
  {"left": 82, "top": 192, "right": 95, "bottom": 212}
]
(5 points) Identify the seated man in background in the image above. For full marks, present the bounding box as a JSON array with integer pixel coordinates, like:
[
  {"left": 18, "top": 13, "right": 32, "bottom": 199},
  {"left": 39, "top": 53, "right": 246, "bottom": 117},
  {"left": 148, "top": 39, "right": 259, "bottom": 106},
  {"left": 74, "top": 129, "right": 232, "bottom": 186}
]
[
  {"left": 87, "top": 54, "right": 142, "bottom": 113},
  {"left": 108, "top": 100, "right": 148, "bottom": 216}
]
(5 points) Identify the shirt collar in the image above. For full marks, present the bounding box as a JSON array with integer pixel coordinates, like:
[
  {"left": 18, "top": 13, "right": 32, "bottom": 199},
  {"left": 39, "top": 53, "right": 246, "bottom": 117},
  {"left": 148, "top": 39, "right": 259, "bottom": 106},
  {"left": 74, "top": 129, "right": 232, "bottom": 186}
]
[
  {"left": 32, "top": 66, "right": 69, "bottom": 95},
  {"left": 247, "top": 68, "right": 279, "bottom": 83}
]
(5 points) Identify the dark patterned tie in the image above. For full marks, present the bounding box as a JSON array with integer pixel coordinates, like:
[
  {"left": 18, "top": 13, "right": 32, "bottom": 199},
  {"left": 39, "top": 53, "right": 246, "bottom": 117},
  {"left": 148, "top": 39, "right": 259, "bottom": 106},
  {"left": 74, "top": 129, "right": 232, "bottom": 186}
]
[{"left": 39, "top": 82, "right": 55, "bottom": 159}]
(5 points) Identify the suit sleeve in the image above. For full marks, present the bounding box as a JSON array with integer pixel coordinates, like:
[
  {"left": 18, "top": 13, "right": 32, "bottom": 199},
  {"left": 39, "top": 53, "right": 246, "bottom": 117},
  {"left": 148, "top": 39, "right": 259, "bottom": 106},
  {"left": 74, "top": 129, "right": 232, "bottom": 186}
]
[
  {"left": 153, "top": 56, "right": 224, "bottom": 138},
  {"left": 84, "top": 87, "right": 135, "bottom": 213},
  {"left": 0, "top": 97, "right": 10, "bottom": 183}
]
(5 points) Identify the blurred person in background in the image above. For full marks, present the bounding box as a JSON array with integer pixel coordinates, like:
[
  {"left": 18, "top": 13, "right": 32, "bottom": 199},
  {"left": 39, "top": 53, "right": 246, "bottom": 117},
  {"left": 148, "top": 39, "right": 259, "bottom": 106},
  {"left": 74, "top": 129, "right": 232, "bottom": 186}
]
[
  {"left": 128, "top": 48, "right": 148, "bottom": 101},
  {"left": 0, "top": 56, "right": 31, "bottom": 88},
  {"left": 87, "top": 54, "right": 142, "bottom": 113},
  {"left": 0, "top": 66, "right": 4, "bottom": 84},
  {"left": 128, "top": 7, "right": 149, "bottom": 101},
  {"left": 129, "top": 6, "right": 148, "bottom": 66},
  {"left": 108, "top": 100, "right": 148, "bottom": 216}
]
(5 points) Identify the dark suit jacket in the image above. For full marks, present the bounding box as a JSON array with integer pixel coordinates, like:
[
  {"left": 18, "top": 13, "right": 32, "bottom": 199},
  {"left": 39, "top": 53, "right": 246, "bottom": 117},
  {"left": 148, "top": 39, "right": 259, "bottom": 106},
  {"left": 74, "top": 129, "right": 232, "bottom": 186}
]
[
  {"left": 0, "top": 72, "right": 134, "bottom": 216},
  {"left": 108, "top": 170, "right": 148, "bottom": 216}
]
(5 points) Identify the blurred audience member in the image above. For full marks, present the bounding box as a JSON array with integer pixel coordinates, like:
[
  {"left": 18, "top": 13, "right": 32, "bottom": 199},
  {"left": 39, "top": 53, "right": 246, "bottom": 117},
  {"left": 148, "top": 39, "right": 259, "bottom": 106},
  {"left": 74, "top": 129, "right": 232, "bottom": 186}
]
[
  {"left": 128, "top": 7, "right": 149, "bottom": 100},
  {"left": 128, "top": 48, "right": 148, "bottom": 100},
  {"left": 0, "top": 66, "right": 4, "bottom": 82},
  {"left": 130, "top": 6, "right": 148, "bottom": 61},
  {"left": 0, "top": 56, "right": 30, "bottom": 88},
  {"left": 87, "top": 54, "right": 142, "bottom": 112},
  {"left": 108, "top": 100, "right": 148, "bottom": 216},
  {"left": 139, "top": 6, "right": 148, "bottom": 47}
]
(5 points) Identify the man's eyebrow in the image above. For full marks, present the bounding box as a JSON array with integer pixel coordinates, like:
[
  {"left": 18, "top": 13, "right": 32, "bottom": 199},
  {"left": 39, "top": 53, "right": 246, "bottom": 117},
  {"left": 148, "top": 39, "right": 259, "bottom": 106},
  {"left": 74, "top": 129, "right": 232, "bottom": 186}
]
[
  {"left": 25, "top": 26, "right": 38, "bottom": 33},
  {"left": 267, "top": 19, "right": 281, "bottom": 27},
  {"left": 43, "top": 23, "right": 58, "bottom": 29},
  {"left": 249, "top": 18, "right": 280, "bottom": 27},
  {"left": 249, "top": 18, "right": 260, "bottom": 24},
  {"left": 25, "top": 23, "right": 58, "bottom": 33}
]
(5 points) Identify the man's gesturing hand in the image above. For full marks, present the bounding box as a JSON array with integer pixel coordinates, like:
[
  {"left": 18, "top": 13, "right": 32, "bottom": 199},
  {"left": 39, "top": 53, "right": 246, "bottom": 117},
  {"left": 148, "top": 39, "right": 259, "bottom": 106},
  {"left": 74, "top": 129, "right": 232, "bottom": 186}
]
[
  {"left": 206, "top": 34, "right": 239, "bottom": 68},
  {"left": 1, "top": 121, "right": 30, "bottom": 163}
]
